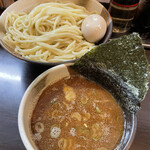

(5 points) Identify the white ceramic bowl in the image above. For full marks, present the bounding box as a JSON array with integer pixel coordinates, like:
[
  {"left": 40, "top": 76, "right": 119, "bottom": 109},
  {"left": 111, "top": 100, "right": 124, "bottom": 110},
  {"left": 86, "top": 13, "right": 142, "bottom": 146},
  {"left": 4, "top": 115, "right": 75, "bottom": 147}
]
[
  {"left": 0, "top": 0, "right": 112, "bottom": 66},
  {"left": 18, "top": 64, "right": 137, "bottom": 150}
]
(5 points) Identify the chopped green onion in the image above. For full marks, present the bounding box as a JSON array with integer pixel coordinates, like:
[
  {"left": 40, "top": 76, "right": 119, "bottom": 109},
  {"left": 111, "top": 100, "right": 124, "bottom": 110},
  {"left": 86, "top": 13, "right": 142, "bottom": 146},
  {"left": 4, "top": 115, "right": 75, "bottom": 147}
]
[
  {"left": 80, "top": 97, "right": 88, "bottom": 104},
  {"left": 116, "top": 116, "right": 120, "bottom": 123},
  {"left": 96, "top": 107, "right": 101, "bottom": 114},
  {"left": 91, "top": 123, "right": 101, "bottom": 141},
  {"left": 84, "top": 123, "right": 88, "bottom": 128},
  {"left": 92, "top": 135, "right": 101, "bottom": 141},
  {"left": 76, "top": 126, "right": 90, "bottom": 137}
]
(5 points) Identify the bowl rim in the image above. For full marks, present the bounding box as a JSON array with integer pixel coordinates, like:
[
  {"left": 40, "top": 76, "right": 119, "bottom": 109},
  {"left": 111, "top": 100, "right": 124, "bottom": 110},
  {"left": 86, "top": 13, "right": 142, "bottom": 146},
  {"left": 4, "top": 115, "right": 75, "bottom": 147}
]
[
  {"left": 123, "top": 115, "right": 137, "bottom": 150},
  {"left": 18, "top": 63, "right": 137, "bottom": 150},
  {"left": 0, "top": 0, "right": 112, "bottom": 66}
]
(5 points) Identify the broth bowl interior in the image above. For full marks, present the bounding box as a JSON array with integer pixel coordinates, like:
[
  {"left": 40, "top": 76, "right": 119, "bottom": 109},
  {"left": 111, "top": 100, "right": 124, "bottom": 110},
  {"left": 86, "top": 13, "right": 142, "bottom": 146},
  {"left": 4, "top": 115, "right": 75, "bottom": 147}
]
[
  {"left": 0, "top": 0, "right": 112, "bottom": 65},
  {"left": 18, "top": 64, "right": 137, "bottom": 150},
  {"left": 18, "top": 64, "right": 71, "bottom": 150}
]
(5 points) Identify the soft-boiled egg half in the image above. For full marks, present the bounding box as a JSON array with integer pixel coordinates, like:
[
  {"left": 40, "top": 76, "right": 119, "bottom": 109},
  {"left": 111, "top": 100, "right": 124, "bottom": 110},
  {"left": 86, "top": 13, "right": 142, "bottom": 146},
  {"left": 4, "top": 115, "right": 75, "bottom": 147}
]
[{"left": 81, "top": 14, "right": 107, "bottom": 43}]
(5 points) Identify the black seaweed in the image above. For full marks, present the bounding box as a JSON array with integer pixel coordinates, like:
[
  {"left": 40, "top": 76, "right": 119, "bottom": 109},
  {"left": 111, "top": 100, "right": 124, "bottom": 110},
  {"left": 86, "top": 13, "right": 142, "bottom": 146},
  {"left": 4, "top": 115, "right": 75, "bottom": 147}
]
[{"left": 71, "top": 33, "right": 149, "bottom": 113}]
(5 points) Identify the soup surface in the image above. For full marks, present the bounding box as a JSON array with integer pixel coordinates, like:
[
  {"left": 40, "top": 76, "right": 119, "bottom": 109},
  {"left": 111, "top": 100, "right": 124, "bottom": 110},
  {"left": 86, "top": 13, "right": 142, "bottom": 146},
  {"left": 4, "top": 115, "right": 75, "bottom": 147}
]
[{"left": 31, "top": 69, "right": 124, "bottom": 150}]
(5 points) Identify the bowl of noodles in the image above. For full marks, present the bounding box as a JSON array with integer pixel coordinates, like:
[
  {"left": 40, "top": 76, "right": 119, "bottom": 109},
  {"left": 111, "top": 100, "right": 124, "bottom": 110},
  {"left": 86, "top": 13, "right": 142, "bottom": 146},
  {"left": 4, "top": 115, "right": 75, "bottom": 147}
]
[{"left": 0, "top": 0, "right": 112, "bottom": 65}]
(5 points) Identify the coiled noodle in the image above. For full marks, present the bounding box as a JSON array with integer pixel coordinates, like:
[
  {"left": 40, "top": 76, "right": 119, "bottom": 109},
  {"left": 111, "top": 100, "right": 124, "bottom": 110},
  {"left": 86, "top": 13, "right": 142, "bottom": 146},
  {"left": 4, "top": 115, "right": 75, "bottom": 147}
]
[{"left": 4, "top": 2, "right": 94, "bottom": 62}]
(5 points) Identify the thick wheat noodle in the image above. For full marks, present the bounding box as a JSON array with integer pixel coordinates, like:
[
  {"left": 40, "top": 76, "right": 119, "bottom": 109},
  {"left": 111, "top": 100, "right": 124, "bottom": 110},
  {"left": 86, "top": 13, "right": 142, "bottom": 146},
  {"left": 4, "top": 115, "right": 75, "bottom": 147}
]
[{"left": 4, "top": 2, "right": 94, "bottom": 62}]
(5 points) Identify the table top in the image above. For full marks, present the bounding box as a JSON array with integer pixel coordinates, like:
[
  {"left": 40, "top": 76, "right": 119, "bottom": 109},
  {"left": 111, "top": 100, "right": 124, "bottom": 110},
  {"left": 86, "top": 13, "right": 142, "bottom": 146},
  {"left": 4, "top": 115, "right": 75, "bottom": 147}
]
[
  {"left": 0, "top": 0, "right": 150, "bottom": 149},
  {"left": 0, "top": 45, "right": 150, "bottom": 150}
]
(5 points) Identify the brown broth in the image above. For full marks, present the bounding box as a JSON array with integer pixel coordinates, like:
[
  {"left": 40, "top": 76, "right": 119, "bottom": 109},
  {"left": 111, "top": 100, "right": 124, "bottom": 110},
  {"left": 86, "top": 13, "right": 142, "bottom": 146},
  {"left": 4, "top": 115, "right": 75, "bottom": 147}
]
[{"left": 31, "top": 69, "right": 124, "bottom": 150}]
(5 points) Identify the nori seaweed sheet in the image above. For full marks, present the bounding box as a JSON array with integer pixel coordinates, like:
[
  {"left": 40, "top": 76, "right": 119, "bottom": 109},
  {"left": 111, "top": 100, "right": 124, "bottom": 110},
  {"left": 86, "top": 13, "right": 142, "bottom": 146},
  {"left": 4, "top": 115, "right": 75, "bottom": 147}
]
[{"left": 71, "top": 33, "right": 149, "bottom": 113}]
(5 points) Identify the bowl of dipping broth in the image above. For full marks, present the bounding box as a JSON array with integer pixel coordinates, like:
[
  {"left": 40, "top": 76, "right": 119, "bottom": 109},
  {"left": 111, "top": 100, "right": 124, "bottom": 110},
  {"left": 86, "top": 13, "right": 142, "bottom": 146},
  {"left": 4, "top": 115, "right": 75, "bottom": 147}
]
[
  {"left": 0, "top": 0, "right": 112, "bottom": 66},
  {"left": 18, "top": 64, "right": 137, "bottom": 150}
]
